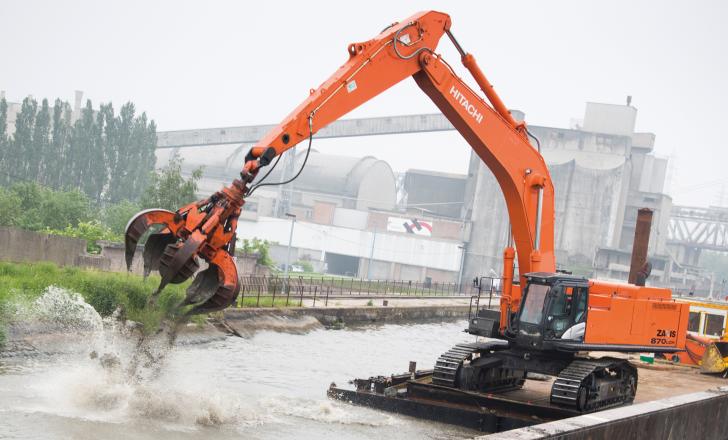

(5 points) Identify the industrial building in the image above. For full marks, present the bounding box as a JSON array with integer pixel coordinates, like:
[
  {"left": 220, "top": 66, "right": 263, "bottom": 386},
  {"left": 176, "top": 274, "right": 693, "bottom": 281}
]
[
  {"left": 156, "top": 101, "right": 722, "bottom": 292},
  {"left": 461, "top": 102, "right": 673, "bottom": 286}
]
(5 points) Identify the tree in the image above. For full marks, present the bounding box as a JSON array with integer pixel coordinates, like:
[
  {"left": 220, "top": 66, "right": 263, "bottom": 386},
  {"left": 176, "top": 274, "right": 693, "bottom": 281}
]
[
  {"left": 46, "top": 220, "right": 118, "bottom": 253},
  {"left": 107, "top": 102, "right": 135, "bottom": 203},
  {"left": 240, "top": 238, "right": 275, "bottom": 268},
  {"left": 69, "top": 100, "right": 96, "bottom": 191},
  {"left": 6, "top": 97, "right": 37, "bottom": 184},
  {"left": 10, "top": 182, "right": 91, "bottom": 231},
  {"left": 49, "top": 99, "right": 71, "bottom": 189},
  {"left": 31, "top": 99, "right": 51, "bottom": 183},
  {"left": 101, "top": 199, "right": 141, "bottom": 236},
  {"left": 0, "top": 186, "right": 21, "bottom": 226},
  {"left": 84, "top": 104, "right": 107, "bottom": 202},
  {"left": 140, "top": 155, "right": 202, "bottom": 212},
  {"left": 0, "top": 98, "right": 7, "bottom": 183}
]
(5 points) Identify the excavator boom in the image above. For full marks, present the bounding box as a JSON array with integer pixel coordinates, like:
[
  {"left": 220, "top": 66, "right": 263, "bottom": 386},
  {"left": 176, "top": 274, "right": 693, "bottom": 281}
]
[{"left": 125, "top": 10, "right": 554, "bottom": 319}]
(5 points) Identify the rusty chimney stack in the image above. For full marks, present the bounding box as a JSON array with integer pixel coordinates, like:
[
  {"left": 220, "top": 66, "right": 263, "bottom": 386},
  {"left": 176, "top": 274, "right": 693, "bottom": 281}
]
[{"left": 628, "top": 208, "right": 653, "bottom": 286}]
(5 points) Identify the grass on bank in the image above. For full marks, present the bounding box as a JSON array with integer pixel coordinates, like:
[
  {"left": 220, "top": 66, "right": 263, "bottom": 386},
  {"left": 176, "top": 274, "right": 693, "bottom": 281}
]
[
  {"left": 0, "top": 261, "right": 193, "bottom": 337},
  {"left": 0, "top": 261, "right": 295, "bottom": 347}
]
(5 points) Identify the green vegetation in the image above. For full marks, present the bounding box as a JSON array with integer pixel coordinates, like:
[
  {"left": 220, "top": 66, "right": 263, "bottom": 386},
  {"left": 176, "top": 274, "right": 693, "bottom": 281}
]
[
  {"left": 0, "top": 262, "right": 190, "bottom": 336},
  {"left": 46, "top": 221, "right": 120, "bottom": 253},
  {"left": 140, "top": 155, "right": 203, "bottom": 212},
  {"left": 0, "top": 182, "right": 92, "bottom": 231},
  {"left": 239, "top": 238, "right": 275, "bottom": 268},
  {"left": 0, "top": 261, "right": 297, "bottom": 348},
  {"left": 0, "top": 95, "right": 204, "bottom": 253},
  {"left": 295, "top": 260, "right": 315, "bottom": 273},
  {"left": 0, "top": 97, "right": 157, "bottom": 203},
  {"left": 239, "top": 296, "right": 293, "bottom": 307},
  {"left": 0, "top": 161, "right": 202, "bottom": 253}
]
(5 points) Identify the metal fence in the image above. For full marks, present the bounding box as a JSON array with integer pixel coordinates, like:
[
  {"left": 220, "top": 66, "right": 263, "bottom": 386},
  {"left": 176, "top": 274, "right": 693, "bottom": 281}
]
[
  {"left": 467, "top": 276, "right": 503, "bottom": 320},
  {"left": 235, "top": 274, "right": 473, "bottom": 308}
]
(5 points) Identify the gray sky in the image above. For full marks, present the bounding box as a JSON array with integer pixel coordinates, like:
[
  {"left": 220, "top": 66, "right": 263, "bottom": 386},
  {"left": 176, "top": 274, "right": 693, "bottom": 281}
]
[{"left": 1, "top": 1, "right": 726, "bottom": 207}]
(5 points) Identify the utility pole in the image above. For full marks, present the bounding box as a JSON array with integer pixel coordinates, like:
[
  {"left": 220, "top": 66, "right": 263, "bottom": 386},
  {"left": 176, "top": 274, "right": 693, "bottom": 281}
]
[
  {"left": 283, "top": 213, "right": 296, "bottom": 291},
  {"left": 367, "top": 226, "right": 377, "bottom": 280},
  {"left": 457, "top": 244, "right": 467, "bottom": 293}
]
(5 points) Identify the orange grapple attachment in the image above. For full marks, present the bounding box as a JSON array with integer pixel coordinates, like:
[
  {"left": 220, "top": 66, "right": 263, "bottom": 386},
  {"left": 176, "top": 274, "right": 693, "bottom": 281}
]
[{"left": 123, "top": 187, "right": 246, "bottom": 315}]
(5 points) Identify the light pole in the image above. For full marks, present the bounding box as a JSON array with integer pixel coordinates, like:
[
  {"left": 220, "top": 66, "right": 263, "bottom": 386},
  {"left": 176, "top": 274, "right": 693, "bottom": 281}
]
[
  {"left": 457, "top": 244, "right": 467, "bottom": 293},
  {"left": 367, "top": 226, "right": 378, "bottom": 280},
  {"left": 283, "top": 213, "right": 296, "bottom": 291}
]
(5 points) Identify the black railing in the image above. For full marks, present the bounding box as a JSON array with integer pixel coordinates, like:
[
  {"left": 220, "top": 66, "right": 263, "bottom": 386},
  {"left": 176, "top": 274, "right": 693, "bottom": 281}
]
[
  {"left": 235, "top": 274, "right": 474, "bottom": 308},
  {"left": 467, "top": 276, "right": 502, "bottom": 321}
]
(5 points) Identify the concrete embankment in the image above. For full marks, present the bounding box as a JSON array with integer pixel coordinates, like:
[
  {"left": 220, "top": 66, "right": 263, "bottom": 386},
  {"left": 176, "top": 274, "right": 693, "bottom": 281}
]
[
  {"left": 479, "top": 387, "right": 728, "bottom": 440},
  {"left": 223, "top": 304, "right": 471, "bottom": 336}
]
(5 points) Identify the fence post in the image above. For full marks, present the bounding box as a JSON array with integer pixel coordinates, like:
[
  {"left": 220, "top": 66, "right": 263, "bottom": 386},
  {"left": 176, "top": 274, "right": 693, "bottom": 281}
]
[
  {"left": 299, "top": 284, "right": 305, "bottom": 307},
  {"left": 272, "top": 281, "right": 276, "bottom": 307},
  {"left": 285, "top": 283, "right": 290, "bottom": 306},
  {"left": 350, "top": 277, "right": 354, "bottom": 295},
  {"left": 325, "top": 286, "right": 330, "bottom": 306},
  {"left": 313, "top": 286, "right": 317, "bottom": 307},
  {"left": 240, "top": 285, "right": 246, "bottom": 307}
]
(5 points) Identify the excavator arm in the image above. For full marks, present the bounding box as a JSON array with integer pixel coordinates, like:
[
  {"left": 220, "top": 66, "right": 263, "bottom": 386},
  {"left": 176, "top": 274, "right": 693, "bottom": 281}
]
[{"left": 125, "top": 10, "right": 555, "bottom": 323}]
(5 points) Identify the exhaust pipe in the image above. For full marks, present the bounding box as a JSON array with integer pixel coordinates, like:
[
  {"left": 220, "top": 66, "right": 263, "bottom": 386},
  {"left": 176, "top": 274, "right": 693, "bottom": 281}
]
[{"left": 628, "top": 208, "right": 653, "bottom": 286}]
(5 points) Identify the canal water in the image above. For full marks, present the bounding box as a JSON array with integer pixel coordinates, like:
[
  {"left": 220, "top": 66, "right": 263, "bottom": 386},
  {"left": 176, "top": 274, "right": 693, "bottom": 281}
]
[{"left": 0, "top": 289, "right": 477, "bottom": 439}]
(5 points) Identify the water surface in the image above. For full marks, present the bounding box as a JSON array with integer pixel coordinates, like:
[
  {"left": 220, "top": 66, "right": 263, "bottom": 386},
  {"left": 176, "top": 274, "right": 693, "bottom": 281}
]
[{"left": 1, "top": 308, "right": 478, "bottom": 439}]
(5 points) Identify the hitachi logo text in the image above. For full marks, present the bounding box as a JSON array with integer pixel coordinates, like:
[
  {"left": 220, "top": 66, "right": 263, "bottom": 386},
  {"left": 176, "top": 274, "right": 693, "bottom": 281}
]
[{"left": 449, "top": 86, "right": 483, "bottom": 124}]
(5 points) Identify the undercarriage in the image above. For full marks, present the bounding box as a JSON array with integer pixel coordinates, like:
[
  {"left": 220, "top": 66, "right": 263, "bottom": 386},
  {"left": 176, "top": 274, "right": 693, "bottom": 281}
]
[{"left": 432, "top": 341, "right": 637, "bottom": 413}]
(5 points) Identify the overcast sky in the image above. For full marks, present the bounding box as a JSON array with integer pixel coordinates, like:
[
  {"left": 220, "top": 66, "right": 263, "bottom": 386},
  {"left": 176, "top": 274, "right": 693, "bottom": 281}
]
[{"left": 1, "top": 1, "right": 726, "bottom": 207}]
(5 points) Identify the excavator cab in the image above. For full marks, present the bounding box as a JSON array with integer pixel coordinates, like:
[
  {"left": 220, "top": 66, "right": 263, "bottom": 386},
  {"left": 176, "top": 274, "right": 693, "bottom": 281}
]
[{"left": 512, "top": 273, "right": 589, "bottom": 351}]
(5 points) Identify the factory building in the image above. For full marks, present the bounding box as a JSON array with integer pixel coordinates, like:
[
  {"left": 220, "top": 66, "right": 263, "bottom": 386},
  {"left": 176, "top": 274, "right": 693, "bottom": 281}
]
[
  {"left": 162, "top": 101, "right": 677, "bottom": 286},
  {"left": 461, "top": 102, "right": 672, "bottom": 285},
  {"left": 235, "top": 150, "right": 466, "bottom": 282}
]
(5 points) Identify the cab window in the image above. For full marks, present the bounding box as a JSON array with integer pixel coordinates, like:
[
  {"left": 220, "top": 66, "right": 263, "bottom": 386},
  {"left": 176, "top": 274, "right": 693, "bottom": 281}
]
[
  {"left": 704, "top": 313, "right": 725, "bottom": 337},
  {"left": 521, "top": 284, "right": 549, "bottom": 324},
  {"left": 687, "top": 312, "right": 701, "bottom": 333}
]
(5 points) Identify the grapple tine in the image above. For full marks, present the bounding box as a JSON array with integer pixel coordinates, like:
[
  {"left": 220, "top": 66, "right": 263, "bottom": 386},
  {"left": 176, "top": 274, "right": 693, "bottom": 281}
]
[
  {"left": 124, "top": 209, "right": 180, "bottom": 271},
  {"left": 184, "top": 251, "right": 240, "bottom": 316},
  {"left": 157, "top": 232, "right": 204, "bottom": 293},
  {"left": 142, "top": 232, "right": 177, "bottom": 278}
]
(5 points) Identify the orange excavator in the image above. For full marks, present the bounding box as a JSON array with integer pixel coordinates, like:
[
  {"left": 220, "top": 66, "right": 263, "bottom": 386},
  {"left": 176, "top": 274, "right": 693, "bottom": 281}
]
[{"left": 125, "top": 10, "right": 690, "bottom": 411}]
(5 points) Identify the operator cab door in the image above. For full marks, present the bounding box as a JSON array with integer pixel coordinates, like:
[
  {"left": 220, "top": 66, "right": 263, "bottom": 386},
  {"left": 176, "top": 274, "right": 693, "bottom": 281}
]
[
  {"left": 545, "top": 284, "right": 588, "bottom": 342},
  {"left": 514, "top": 276, "right": 589, "bottom": 350}
]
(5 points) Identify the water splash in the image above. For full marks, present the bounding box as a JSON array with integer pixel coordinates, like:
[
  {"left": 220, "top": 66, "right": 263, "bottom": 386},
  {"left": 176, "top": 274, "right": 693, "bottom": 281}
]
[{"left": 5, "top": 286, "right": 246, "bottom": 428}]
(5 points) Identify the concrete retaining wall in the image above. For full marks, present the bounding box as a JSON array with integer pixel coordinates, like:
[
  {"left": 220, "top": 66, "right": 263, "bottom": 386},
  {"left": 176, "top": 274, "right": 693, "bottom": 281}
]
[
  {"left": 224, "top": 305, "right": 470, "bottom": 326},
  {"left": 0, "top": 226, "right": 265, "bottom": 277},
  {"left": 0, "top": 226, "right": 87, "bottom": 266},
  {"left": 479, "top": 387, "right": 728, "bottom": 440}
]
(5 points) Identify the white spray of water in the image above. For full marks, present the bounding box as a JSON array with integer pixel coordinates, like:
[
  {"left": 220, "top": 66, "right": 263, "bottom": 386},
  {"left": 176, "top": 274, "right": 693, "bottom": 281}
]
[
  {"left": 12, "top": 286, "right": 247, "bottom": 428},
  {"left": 7, "top": 287, "right": 404, "bottom": 432}
]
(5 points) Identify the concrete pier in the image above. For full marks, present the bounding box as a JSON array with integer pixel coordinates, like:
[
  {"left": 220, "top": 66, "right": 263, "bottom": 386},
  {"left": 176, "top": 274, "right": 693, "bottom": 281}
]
[{"left": 479, "top": 387, "right": 728, "bottom": 440}]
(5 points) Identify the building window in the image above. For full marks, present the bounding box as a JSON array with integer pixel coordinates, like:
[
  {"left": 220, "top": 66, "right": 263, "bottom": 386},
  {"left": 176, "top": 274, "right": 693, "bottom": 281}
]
[
  {"left": 688, "top": 312, "right": 701, "bottom": 333},
  {"left": 704, "top": 313, "right": 725, "bottom": 337}
]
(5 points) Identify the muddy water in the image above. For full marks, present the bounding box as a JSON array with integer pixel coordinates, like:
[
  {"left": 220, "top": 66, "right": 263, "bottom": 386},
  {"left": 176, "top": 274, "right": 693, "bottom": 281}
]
[{"left": 0, "top": 290, "right": 477, "bottom": 439}]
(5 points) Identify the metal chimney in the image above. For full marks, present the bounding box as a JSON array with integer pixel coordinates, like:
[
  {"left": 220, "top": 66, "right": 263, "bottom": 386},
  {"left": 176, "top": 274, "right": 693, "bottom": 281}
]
[{"left": 628, "top": 208, "right": 653, "bottom": 286}]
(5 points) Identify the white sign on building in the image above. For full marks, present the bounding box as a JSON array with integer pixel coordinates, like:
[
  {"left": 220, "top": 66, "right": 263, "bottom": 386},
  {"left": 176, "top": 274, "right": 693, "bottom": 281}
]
[{"left": 387, "top": 217, "right": 432, "bottom": 237}]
